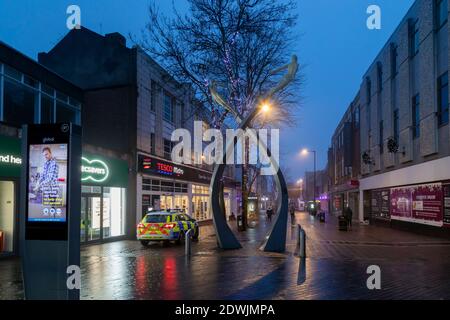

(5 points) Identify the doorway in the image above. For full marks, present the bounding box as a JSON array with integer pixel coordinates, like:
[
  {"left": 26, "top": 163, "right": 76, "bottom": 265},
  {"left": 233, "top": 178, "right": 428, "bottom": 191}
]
[{"left": 81, "top": 194, "right": 102, "bottom": 242}]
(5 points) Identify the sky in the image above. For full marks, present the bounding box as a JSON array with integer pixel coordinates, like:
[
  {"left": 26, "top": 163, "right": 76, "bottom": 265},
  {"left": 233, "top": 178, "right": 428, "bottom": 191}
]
[{"left": 0, "top": 0, "right": 415, "bottom": 181}]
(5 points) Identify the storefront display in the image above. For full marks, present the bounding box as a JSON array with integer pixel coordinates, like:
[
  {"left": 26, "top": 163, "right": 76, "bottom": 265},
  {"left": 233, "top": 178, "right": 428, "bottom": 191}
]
[
  {"left": 444, "top": 184, "right": 450, "bottom": 226},
  {"left": 80, "top": 153, "right": 128, "bottom": 243},
  {"left": 371, "top": 189, "right": 390, "bottom": 220},
  {"left": 390, "top": 183, "right": 443, "bottom": 227},
  {"left": 1, "top": 135, "right": 21, "bottom": 255}
]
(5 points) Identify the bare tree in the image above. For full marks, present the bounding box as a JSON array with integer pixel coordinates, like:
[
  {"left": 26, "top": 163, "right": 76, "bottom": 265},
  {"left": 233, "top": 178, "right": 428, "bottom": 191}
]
[{"left": 137, "top": 0, "right": 302, "bottom": 226}]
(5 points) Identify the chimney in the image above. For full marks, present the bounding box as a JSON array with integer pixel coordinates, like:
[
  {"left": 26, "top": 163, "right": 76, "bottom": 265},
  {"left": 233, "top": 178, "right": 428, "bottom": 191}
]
[{"left": 105, "top": 32, "right": 126, "bottom": 47}]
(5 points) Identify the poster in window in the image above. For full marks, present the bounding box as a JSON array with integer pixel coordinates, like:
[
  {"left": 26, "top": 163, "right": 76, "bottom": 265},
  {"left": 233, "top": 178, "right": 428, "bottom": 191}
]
[
  {"left": 443, "top": 184, "right": 450, "bottom": 226},
  {"left": 391, "top": 183, "right": 443, "bottom": 227}
]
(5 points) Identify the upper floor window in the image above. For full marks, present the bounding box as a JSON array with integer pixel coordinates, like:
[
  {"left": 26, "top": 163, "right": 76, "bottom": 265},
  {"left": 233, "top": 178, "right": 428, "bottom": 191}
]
[
  {"left": 377, "top": 63, "right": 383, "bottom": 92},
  {"left": 391, "top": 44, "right": 399, "bottom": 78},
  {"left": 409, "top": 19, "right": 419, "bottom": 56},
  {"left": 150, "top": 132, "right": 155, "bottom": 155},
  {"left": 366, "top": 77, "right": 372, "bottom": 105},
  {"left": 379, "top": 120, "right": 384, "bottom": 154},
  {"left": 150, "top": 81, "right": 158, "bottom": 112},
  {"left": 163, "top": 138, "right": 174, "bottom": 160},
  {"left": 393, "top": 109, "right": 400, "bottom": 141},
  {"left": 436, "top": 0, "right": 448, "bottom": 30},
  {"left": 353, "top": 106, "right": 360, "bottom": 127},
  {"left": 412, "top": 94, "right": 420, "bottom": 138},
  {"left": 438, "top": 72, "right": 449, "bottom": 126},
  {"left": 163, "top": 92, "right": 174, "bottom": 123}
]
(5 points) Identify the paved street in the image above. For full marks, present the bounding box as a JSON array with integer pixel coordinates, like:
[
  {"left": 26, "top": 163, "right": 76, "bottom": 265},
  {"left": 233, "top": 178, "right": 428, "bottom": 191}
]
[{"left": 2, "top": 211, "right": 450, "bottom": 300}]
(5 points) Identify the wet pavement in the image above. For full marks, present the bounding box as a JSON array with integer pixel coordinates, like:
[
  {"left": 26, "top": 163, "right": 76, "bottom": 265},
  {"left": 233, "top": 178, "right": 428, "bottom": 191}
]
[{"left": 2, "top": 211, "right": 450, "bottom": 300}]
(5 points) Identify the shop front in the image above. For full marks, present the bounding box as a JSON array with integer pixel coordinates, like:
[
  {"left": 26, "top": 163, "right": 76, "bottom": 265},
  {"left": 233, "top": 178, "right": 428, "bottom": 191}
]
[
  {"left": 0, "top": 135, "right": 21, "bottom": 256},
  {"left": 0, "top": 134, "right": 130, "bottom": 255},
  {"left": 80, "top": 153, "right": 128, "bottom": 243},
  {"left": 137, "top": 154, "right": 236, "bottom": 223}
]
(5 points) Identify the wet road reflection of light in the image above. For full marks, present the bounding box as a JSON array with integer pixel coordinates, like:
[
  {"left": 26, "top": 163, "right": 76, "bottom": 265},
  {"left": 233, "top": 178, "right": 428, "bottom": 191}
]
[{"left": 160, "top": 256, "right": 179, "bottom": 299}]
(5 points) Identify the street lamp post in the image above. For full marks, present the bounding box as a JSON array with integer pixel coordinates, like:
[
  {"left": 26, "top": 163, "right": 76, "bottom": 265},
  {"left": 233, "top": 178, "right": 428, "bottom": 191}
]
[{"left": 301, "top": 149, "right": 317, "bottom": 211}]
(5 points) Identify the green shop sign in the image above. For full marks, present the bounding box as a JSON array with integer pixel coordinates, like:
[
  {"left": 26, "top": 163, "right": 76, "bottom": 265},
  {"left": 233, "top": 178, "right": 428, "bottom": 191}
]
[
  {"left": 0, "top": 135, "right": 128, "bottom": 187},
  {"left": 81, "top": 153, "right": 128, "bottom": 187},
  {"left": 0, "top": 135, "right": 22, "bottom": 178}
]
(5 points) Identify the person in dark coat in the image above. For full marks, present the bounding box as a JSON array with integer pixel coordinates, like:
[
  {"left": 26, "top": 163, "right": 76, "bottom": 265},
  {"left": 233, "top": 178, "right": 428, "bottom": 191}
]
[
  {"left": 289, "top": 205, "right": 296, "bottom": 225},
  {"left": 266, "top": 206, "right": 274, "bottom": 222},
  {"left": 345, "top": 206, "right": 353, "bottom": 230}
]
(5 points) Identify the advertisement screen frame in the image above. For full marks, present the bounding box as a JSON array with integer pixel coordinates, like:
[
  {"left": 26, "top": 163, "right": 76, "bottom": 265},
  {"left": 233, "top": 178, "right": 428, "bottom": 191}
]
[{"left": 25, "top": 124, "right": 71, "bottom": 241}]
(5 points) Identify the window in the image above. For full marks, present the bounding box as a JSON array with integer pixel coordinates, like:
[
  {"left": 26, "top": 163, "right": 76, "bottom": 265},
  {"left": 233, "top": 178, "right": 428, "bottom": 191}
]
[
  {"left": 40, "top": 94, "right": 54, "bottom": 123},
  {"left": 410, "top": 19, "right": 419, "bottom": 56},
  {"left": 379, "top": 120, "right": 384, "bottom": 154},
  {"left": 366, "top": 77, "right": 372, "bottom": 104},
  {"left": 354, "top": 106, "right": 360, "bottom": 125},
  {"left": 3, "top": 78, "right": 37, "bottom": 125},
  {"left": 391, "top": 44, "right": 399, "bottom": 77},
  {"left": 150, "top": 133, "right": 155, "bottom": 155},
  {"left": 102, "top": 187, "right": 126, "bottom": 238},
  {"left": 150, "top": 81, "right": 157, "bottom": 111},
  {"left": 436, "top": 0, "right": 448, "bottom": 30},
  {"left": 412, "top": 94, "right": 420, "bottom": 138},
  {"left": 438, "top": 72, "right": 449, "bottom": 126},
  {"left": 393, "top": 109, "right": 400, "bottom": 141},
  {"left": 377, "top": 63, "right": 383, "bottom": 92},
  {"left": 56, "top": 101, "right": 80, "bottom": 124},
  {"left": 163, "top": 139, "right": 173, "bottom": 159},
  {"left": 163, "top": 92, "right": 174, "bottom": 123}
]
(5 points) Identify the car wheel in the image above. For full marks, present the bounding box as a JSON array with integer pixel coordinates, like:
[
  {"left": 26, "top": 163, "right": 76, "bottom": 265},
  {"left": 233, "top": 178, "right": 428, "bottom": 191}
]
[
  {"left": 176, "top": 231, "right": 185, "bottom": 245},
  {"left": 162, "top": 240, "right": 170, "bottom": 247},
  {"left": 140, "top": 240, "right": 149, "bottom": 247},
  {"left": 192, "top": 227, "right": 199, "bottom": 241}
]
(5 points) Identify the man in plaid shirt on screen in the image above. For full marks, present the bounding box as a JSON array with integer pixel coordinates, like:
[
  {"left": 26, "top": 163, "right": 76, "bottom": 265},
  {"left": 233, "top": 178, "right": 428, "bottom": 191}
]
[{"left": 34, "top": 147, "right": 59, "bottom": 215}]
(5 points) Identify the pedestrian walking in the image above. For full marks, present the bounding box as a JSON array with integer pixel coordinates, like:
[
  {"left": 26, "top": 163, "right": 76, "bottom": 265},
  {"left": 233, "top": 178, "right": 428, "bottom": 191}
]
[
  {"left": 345, "top": 206, "right": 353, "bottom": 230},
  {"left": 266, "top": 206, "right": 274, "bottom": 222},
  {"left": 290, "top": 205, "right": 296, "bottom": 225}
]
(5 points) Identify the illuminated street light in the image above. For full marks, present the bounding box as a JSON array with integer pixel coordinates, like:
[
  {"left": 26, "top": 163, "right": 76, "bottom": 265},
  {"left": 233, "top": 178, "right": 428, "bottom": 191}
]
[
  {"left": 300, "top": 148, "right": 317, "bottom": 211},
  {"left": 260, "top": 101, "right": 271, "bottom": 113}
]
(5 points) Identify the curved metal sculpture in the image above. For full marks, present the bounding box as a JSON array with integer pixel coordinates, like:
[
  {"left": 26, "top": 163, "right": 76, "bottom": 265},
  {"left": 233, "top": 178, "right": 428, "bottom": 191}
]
[{"left": 209, "top": 55, "right": 298, "bottom": 252}]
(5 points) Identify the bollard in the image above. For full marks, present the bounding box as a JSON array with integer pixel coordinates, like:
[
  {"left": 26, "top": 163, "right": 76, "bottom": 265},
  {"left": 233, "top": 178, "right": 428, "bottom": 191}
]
[
  {"left": 298, "top": 225, "right": 306, "bottom": 258},
  {"left": 185, "top": 229, "right": 192, "bottom": 257}
]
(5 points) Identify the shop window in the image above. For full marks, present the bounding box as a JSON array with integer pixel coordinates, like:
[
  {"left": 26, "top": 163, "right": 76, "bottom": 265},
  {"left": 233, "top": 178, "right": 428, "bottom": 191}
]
[
  {"left": 103, "top": 187, "right": 126, "bottom": 238},
  {"left": 0, "top": 181, "right": 15, "bottom": 253}
]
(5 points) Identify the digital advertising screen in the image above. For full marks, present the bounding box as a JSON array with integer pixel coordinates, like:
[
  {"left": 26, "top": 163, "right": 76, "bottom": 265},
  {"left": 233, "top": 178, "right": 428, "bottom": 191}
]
[{"left": 27, "top": 143, "right": 68, "bottom": 222}]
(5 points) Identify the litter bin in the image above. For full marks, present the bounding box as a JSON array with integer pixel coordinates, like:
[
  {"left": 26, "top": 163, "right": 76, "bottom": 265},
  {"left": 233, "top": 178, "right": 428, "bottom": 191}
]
[
  {"left": 237, "top": 215, "right": 245, "bottom": 231},
  {"left": 319, "top": 211, "right": 326, "bottom": 223},
  {"left": 338, "top": 215, "right": 348, "bottom": 231}
]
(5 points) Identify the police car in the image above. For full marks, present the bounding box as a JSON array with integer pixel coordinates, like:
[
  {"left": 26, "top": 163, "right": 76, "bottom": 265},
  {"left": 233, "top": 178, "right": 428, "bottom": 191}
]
[{"left": 137, "top": 210, "right": 199, "bottom": 246}]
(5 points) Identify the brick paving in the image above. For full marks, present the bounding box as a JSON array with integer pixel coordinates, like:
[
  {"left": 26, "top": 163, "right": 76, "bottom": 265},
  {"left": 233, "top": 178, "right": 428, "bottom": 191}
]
[{"left": 2, "top": 211, "right": 450, "bottom": 300}]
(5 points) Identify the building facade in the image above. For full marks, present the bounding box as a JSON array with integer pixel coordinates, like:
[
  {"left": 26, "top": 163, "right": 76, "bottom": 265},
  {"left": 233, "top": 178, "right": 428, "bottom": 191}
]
[
  {"left": 327, "top": 94, "right": 361, "bottom": 217},
  {"left": 38, "top": 27, "right": 238, "bottom": 232},
  {"left": 329, "top": 0, "right": 450, "bottom": 234},
  {"left": 0, "top": 41, "right": 84, "bottom": 257}
]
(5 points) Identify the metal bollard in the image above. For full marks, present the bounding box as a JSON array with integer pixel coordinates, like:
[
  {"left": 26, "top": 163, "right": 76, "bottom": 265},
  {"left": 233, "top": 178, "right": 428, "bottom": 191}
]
[
  {"left": 297, "top": 225, "right": 306, "bottom": 258},
  {"left": 185, "top": 229, "right": 192, "bottom": 256}
]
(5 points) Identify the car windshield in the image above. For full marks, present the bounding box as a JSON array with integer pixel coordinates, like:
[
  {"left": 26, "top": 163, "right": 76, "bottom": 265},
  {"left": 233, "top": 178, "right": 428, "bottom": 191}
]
[{"left": 145, "top": 214, "right": 169, "bottom": 223}]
